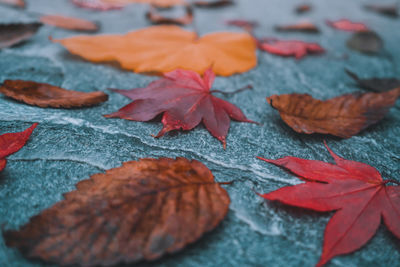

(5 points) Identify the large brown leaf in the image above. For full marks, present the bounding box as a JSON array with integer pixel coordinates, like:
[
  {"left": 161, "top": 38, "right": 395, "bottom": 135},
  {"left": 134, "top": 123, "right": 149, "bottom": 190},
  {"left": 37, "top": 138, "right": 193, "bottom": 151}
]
[
  {"left": 0, "top": 23, "right": 41, "bottom": 49},
  {"left": 267, "top": 88, "right": 400, "bottom": 138},
  {"left": 0, "top": 80, "right": 108, "bottom": 108},
  {"left": 4, "top": 158, "right": 230, "bottom": 267}
]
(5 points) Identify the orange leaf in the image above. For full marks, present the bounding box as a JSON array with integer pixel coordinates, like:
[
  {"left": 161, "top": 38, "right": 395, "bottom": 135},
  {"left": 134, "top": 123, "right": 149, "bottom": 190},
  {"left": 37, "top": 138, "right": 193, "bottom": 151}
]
[
  {"left": 40, "top": 15, "right": 98, "bottom": 32},
  {"left": 4, "top": 158, "right": 230, "bottom": 266},
  {"left": 53, "top": 25, "right": 257, "bottom": 76}
]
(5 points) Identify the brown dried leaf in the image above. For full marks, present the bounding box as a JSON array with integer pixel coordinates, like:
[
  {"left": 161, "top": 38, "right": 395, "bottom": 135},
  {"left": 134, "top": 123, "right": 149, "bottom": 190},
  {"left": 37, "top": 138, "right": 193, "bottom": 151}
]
[
  {"left": 0, "top": 0, "right": 25, "bottom": 8},
  {"left": 194, "top": 0, "right": 233, "bottom": 8},
  {"left": 40, "top": 15, "right": 99, "bottom": 32},
  {"left": 0, "top": 23, "right": 41, "bottom": 49},
  {"left": 346, "top": 69, "right": 400, "bottom": 92},
  {"left": 295, "top": 4, "right": 311, "bottom": 14},
  {"left": 0, "top": 80, "right": 108, "bottom": 108},
  {"left": 146, "top": 5, "right": 193, "bottom": 25},
  {"left": 364, "top": 4, "right": 398, "bottom": 18},
  {"left": 347, "top": 31, "right": 383, "bottom": 54},
  {"left": 267, "top": 88, "right": 400, "bottom": 138},
  {"left": 4, "top": 158, "right": 230, "bottom": 267},
  {"left": 275, "top": 21, "right": 319, "bottom": 33}
]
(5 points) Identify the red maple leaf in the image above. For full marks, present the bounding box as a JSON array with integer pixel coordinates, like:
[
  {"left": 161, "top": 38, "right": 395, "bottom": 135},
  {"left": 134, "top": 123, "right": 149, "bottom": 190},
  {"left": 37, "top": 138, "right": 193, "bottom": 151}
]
[
  {"left": 0, "top": 123, "right": 37, "bottom": 171},
  {"left": 326, "top": 19, "right": 369, "bottom": 32},
  {"left": 105, "top": 69, "right": 255, "bottom": 148},
  {"left": 257, "top": 142, "right": 400, "bottom": 267},
  {"left": 257, "top": 38, "right": 324, "bottom": 59}
]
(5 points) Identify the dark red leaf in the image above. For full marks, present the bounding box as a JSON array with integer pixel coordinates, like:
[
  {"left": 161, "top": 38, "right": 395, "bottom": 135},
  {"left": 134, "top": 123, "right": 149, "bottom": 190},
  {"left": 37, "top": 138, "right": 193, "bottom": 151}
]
[
  {"left": 0, "top": 23, "right": 42, "bottom": 49},
  {"left": 257, "top": 143, "right": 400, "bottom": 266},
  {"left": 295, "top": 4, "right": 311, "bottom": 14},
  {"left": 71, "top": 0, "right": 123, "bottom": 11},
  {"left": 346, "top": 31, "right": 383, "bottom": 54},
  {"left": 194, "top": 0, "right": 233, "bottom": 8},
  {"left": 0, "top": 123, "right": 37, "bottom": 171},
  {"left": 4, "top": 157, "right": 230, "bottom": 266},
  {"left": 266, "top": 87, "right": 400, "bottom": 138},
  {"left": 0, "top": 80, "right": 108, "bottom": 108},
  {"left": 257, "top": 38, "right": 324, "bottom": 59},
  {"left": 365, "top": 4, "right": 398, "bottom": 18},
  {"left": 326, "top": 19, "right": 369, "bottom": 32},
  {"left": 275, "top": 21, "right": 320, "bottom": 33},
  {"left": 225, "top": 19, "right": 258, "bottom": 32},
  {"left": 346, "top": 69, "right": 400, "bottom": 92},
  {"left": 105, "top": 68, "right": 255, "bottom": 148},
  {"left": 146, "top": 4, "right": 193, "bottom": 25}
]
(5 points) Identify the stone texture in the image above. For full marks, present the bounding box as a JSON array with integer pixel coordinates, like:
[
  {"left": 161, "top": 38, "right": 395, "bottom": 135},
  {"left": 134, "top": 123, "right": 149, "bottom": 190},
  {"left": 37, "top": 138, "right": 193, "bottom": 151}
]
[{"left": 0, "top": 0, "right": 399, "bottom": 267}]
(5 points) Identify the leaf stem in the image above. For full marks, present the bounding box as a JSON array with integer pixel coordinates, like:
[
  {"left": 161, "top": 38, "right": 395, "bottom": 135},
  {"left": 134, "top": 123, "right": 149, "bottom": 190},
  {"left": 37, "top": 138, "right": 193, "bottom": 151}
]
[
  {"left": 384, "top": 179, "right": 400, "bottom": 186},
  {"left": 218, "top": 181, "right": 234, "bottom": 185},
  {"left": 211, "top": 85, "right": 253, "bottom": 96}
]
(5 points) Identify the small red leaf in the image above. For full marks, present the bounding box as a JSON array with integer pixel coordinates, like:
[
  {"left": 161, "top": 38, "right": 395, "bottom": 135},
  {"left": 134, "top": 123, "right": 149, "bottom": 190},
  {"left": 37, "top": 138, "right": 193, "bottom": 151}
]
[
  {"left": 326, "top": 19, "right": 369, "bottom": 32},
  {"left": 0, "top": 80, "right": 108, "bottom": 108},
  {"left": 71, "top": 0, "right": 123, "bottom": 11},
  {"left": 105, "top": 68, "right": 255, "bottom": 148},
  {"left": 0, "top": 123, "right": 37, "bottom": 171},
  {"left": 257, "top": 38, "right": 324, "bottom": 59},
  {"left": 257, "top": 143, "right": 400, "bottom": 266},
  {"left": 225, "top": 19, "right": 258, "bottom": 32}
]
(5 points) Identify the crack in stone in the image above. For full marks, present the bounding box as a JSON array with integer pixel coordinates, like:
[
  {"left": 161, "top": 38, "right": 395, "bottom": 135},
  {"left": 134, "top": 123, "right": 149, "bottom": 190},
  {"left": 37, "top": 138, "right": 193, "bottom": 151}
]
[
  {"left": 8, "top": 158, "right": 107, "bottom": 171},
  {"left": 0, "top": 118, "right": 298, "bottom": 185}
]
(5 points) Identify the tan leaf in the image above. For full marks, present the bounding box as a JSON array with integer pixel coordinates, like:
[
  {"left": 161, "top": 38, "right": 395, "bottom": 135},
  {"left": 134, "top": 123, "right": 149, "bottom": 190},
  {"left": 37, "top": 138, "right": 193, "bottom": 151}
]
[
  {"left": 40, "top": 15, "right": 98, "bottom": 32},
  {"left": 4, "top": 158, "right": 230, "bottom": 267},
  {"left": 267, "top": 88, "right": 400, "bottom": 138},
  {"left": 0, "top": 80, "right": 108, "bottom": 108}
]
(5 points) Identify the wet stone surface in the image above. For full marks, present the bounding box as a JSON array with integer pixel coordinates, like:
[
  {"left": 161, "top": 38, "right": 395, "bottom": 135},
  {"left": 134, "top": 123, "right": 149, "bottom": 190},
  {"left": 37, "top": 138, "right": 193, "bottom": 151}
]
[{"left": 0, "top": 0, "right": 400, "bottom": 266}]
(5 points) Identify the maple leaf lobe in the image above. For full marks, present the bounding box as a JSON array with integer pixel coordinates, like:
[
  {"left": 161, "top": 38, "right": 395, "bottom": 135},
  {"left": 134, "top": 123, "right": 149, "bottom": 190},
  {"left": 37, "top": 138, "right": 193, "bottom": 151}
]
[{"left": 0, "top": 123, "right": 37, "bottom": 171}]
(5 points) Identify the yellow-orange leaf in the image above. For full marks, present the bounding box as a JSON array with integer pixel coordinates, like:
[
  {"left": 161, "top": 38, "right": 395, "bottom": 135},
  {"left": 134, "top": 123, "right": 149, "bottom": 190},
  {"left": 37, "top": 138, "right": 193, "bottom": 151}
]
[{"left": 53, "top": 25, "right": 257, "bottom": 76}]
